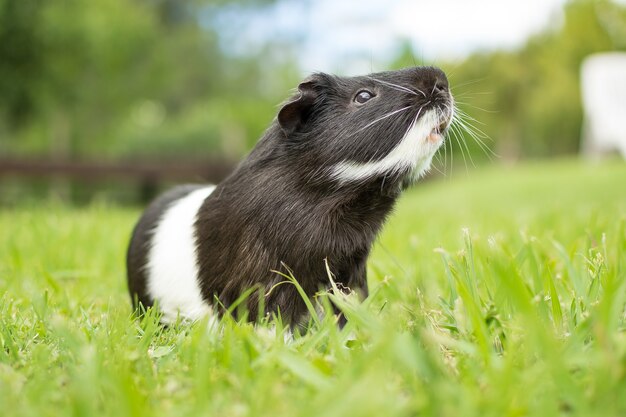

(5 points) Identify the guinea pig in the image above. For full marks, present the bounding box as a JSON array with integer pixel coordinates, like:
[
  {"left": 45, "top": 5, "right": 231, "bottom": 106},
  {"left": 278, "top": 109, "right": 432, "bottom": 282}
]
[{"left": 126, "top": 66, "right": 454, "bottom": 326}]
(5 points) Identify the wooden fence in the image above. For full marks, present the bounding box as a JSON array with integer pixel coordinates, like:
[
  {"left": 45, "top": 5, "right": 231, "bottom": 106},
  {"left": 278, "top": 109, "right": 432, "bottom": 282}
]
[{"left": 0, "top": 158, "right": 235, "bottom": 202}]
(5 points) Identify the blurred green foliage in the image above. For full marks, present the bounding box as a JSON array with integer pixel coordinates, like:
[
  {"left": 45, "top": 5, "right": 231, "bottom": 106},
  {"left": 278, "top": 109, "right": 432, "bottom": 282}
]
[
  {"left": 0, "top": 0, "right": 625, "bottom": 162},
  {"left": 0, "top": 0, "right": 298, "bottom": 160}
]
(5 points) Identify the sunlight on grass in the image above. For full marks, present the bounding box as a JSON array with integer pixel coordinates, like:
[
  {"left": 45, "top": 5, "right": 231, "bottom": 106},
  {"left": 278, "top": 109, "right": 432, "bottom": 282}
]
[{"left": 1, "top": 160, "right": 625, "bottom": 417}]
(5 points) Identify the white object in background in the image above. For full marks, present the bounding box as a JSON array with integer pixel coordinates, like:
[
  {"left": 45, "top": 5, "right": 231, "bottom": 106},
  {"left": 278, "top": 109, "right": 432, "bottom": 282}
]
[{"left": 580, "top": 52, "right": 626, "bottom": 158}]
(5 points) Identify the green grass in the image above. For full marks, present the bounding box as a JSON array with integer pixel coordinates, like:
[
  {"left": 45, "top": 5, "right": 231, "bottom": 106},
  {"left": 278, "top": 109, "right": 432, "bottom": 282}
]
[{"left": 1, "top": 159, "right": 625, "bottom": 417}]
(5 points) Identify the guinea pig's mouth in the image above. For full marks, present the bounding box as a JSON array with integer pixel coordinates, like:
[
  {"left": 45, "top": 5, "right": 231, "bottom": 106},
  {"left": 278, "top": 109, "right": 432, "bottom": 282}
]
[{"left": 427, "top": 119, "right": 450, "bottom": 144}]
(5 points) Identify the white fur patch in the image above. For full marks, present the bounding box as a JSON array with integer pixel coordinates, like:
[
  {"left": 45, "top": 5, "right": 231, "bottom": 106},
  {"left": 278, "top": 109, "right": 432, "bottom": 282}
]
[
  {"left": 147, "top": 186, "right": 215, "bottom": 323},
  {"left": 331, "top": 110, "right": 442, "bottom": 183}
]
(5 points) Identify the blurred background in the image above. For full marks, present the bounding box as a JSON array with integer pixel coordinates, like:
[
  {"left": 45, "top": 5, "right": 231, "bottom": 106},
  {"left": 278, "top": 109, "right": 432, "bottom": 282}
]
[{"left": 0, "top": 0, "right": 625, "bottom": 205}]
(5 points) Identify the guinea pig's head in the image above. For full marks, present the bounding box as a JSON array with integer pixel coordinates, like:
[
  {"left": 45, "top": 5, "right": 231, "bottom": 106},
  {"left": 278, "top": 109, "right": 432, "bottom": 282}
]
[{"left": 277, "top": 66, "right": 454, "bottom": 186}]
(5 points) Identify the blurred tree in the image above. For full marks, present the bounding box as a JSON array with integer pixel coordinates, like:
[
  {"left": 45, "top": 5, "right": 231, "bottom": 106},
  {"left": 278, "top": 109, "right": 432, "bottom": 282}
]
[
  {"left": 0, "top": 0, "right": 296, "bottom": 160},
  {"left": 0, "top": 0, "right": 44, "bottom": 127}
]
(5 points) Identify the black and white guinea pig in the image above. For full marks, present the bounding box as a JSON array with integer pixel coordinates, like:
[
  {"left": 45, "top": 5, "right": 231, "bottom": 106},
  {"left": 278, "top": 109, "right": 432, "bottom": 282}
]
[{"left": 126, "top": 66, "right": 454, "bottom": 326}]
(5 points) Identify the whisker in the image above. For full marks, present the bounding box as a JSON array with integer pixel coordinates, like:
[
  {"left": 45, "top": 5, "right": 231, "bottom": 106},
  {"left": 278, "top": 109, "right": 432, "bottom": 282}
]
[
  {"left": 430, "top": 158, "right": 445, "bottom": 177},
  {"left": 454, "top": 110, "right": 499, "bottom": 158},
  {"left": 448, "top": 113, "right": 472, "bottom": 171},
  {"left": 352, "top": 105, "right": 413, "bottom": 135},
  {"left": 459, "top": 128, "right": 477, "bottom": 167},
  {"left": 454, "top": 101, "right": 498, "bottom": 114},
  {"left": 367, "top": 77, "right": 426, "bottom": 98},
  {"left": 452, "top": 106, "right": 499, "bottom": 161},
  {"left": 451, "top": 91, "right": 494, "bottom": 99},
  {"left": 431, "top": 81, "right": 438, "bottom": 96},
  {"left": 453, "top": 133, "right": 468, "bottom": 172},
  {"left": 441, "top": 102, "right": 455, "bottom": 124},
  {"left": 449, "top": 77, "right": 488, "bottom": 90},
  {"left": 455, "top": 108, "right": 490, "bottom": 127},
  {"left": 456, "top": 123, "right": 497, "bottom": 158},
  {"left": 447, "top": 122, "right": 454, "bottom": 177},
  {"left": 456, "top": 118, "right": 498, "bottom": 159},
  {"left": 443, "top": 123, "right": 449, "bottom": 175}
]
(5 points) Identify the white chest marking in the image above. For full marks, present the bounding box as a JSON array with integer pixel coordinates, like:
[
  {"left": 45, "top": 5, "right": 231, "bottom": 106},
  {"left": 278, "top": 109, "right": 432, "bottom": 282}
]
[
  {"left": 331, "top": 110, "right": 441, "bottom": 183},
  {"left": 147, "top": 186, "right": 215, "bottom": 323}
]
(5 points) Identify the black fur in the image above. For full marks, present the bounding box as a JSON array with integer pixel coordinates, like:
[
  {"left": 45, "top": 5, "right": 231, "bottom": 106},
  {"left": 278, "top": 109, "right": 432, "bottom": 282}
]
[{"left": 127, "top": 66, "right": 451, "bottom": 325}]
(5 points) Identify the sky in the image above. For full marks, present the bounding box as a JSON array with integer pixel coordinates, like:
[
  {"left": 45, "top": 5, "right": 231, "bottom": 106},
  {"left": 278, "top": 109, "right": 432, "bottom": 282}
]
[
  {"left": 286, "top": 0, "right": 569, "bottom": 74},
  {"left": 215, "top": 0, "right": 577, "bottom": 75},
  {"left": 213, "top": 0, "right": 626, "bottom": 75}
]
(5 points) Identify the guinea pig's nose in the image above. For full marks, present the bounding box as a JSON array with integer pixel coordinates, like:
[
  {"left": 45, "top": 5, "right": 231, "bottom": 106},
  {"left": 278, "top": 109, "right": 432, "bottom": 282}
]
[
  {"left": 434, "top": 76, "right": 448, "bottom": 93},
  {"left": 416, "top": 67, "right": 449, "bottom": 96}
]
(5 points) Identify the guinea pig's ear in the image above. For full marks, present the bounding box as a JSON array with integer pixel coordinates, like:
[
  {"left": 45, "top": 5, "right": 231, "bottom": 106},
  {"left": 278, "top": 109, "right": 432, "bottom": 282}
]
[{"left": 278, "top": 75, "right": 323, "bottom": 135}]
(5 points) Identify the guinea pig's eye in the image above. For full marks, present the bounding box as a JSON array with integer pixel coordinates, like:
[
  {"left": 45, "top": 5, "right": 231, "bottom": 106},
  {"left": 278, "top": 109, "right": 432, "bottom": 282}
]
[{"left": 354, "top": 90, "right": 374, "bottom": 104}]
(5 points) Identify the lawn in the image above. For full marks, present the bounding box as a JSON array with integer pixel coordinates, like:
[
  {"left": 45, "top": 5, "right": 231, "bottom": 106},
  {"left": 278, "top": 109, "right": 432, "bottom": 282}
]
[{"left": 1, "top": 159, "right": 625, "bottom": 417}]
